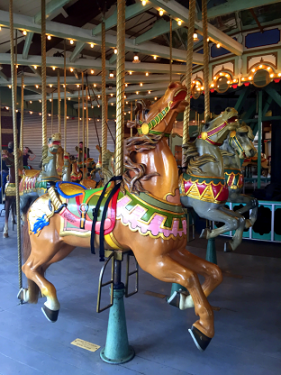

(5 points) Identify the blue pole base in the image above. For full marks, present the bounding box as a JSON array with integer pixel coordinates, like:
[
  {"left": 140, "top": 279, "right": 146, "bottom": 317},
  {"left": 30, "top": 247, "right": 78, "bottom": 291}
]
[
  {"left": 205, "top": 238, "right": 217, "bottom": 264},
  {"left": 100, "top": 286, "right": 135, "bottom": 365}
]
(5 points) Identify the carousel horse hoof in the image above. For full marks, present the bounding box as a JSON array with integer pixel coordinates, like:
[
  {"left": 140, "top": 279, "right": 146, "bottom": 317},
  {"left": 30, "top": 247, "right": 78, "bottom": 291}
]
[
  {"left": 3, "top": 233, "right": 8, "bottom": 238},
  {"left": 200, "top": 228, "right": 210, "bottom": 239},
  {"left": 188, "top": 326, "right": 212, "bottom": 352},
  {"left": 245, "top": 219, "right": 252, "bottom": 229},
  {"left": 41, "top": 305, "right": 59, "bottom": 323},
  {"left": 224, "top": 242, "right": 233, "bottom": 252},
  {"left": 166, "top": 290, "right": 182, "bottom": 308},
  {"left": 17, "top": 288, "right": 29, "bottom": 303}
]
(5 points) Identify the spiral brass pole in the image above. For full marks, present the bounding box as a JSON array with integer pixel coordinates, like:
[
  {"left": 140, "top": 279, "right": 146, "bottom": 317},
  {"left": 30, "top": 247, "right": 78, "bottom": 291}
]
[
  {"left": 130, "top": 101, "right": 133, "bottom": 137},
  {"left": 9, "top": 0, "right": 22, "bottom": 294},
  {"left": 169, "top": 18, "right": 173, "bottom": 83},
  {"left": 78, "top": 89, "right": 80, "bottom": 142},
  {"left": 41, "top": 0, "right": 47, "bottom": 147},
  {"left": 82, "top": 72, "right": 85, "bottom": 177},
  {"left": 51, "top": 92, "right": 53, "bottom": 135},
  {"left": 86, "top": 89, "right": 89, "bottom": 150},
  {"left": 63, "top": 40, "right": 67, "bottom": 150},
  {"left": 20, "top": 74, "right": 24, "bottom": 150},
  {"left": 101, "top": 20, "right": 107, "bottom": 170},
  {"left": 57, "top": 69, "right": 61, "bottom": 133},
  {"left": 115, "top": 0, "right": 125, "bottom": 176},
  {"left": 182, "top": 0, "right": 195, "bottom": 154},
  {"left": 202, "top": 0, "right": 210, "bottom": 121}
]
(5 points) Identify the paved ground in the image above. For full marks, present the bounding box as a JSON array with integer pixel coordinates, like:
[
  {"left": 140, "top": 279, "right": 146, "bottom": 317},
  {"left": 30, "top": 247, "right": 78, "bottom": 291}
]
[{"left": 0, "top": 205, "right": 281, "bottom": 375}]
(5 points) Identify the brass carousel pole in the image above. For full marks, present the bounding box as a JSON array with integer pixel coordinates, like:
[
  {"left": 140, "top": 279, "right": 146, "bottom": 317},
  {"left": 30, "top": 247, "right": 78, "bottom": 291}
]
[
  {"left": 202, "top": 0, "right": 210, "bottom": 121},
  {"left": 41, "top": 0, "right": 47, "bottom": 149},
  {"left": 130, "top": 101, "right": 133, "bottom": 137},
  {"left": 20, "top": 74, "right": 24, "bottom": 151},
  {"left": 82, "top": 71, "right": 85, "bottom": 177},
  {"left": 101, "top": 19, "right": 107, "bottom": 171},
  {"left": 169, "top": 18, "right": 173, "bottom": 82},
  {"left": 100, "top": 0, "right": 134, "bottom": 365},
  {"left": 63, "top": 41, "right": 67, "bottom": 150},
  {"left": 57, "top": 69, "right": 61, "bottom": 133},
  {"left": 51, "top": 92, "right": 53, "bottom": 135},
  {"left": 182, "top": 0, "right": 195, "bottom": 149},
  {"left": 86, "top": 88, "right": 89, "bottom": 150},
  {"left": 9, "top": 0, "right": 22, "bottom": 294},
  {"left": 0, "top": 96, "right": 2, "bottom": 205},
  {"left": 78, "top": 88, "right": 80, "bottom": 142}
]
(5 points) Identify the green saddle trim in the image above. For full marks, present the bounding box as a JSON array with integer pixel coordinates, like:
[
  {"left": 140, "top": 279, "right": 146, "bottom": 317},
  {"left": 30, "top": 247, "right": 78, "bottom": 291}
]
[
  {"left": 119, "top": 189, "right": 185, "bottom": 229},
  {"left": 183, "top": 172, "right": 224, "bottom": 185},
  {"left": 35, "top": 181, "right": 48, "bottom": 189},
  {"left": 67, "top": 187, "right": 111, "bottom": 222}
]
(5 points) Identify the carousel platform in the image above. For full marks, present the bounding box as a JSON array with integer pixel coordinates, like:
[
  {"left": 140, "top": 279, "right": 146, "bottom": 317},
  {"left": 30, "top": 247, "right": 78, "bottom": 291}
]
[{"left": 0, "top": 205, "right": 280, "bottom": 375}]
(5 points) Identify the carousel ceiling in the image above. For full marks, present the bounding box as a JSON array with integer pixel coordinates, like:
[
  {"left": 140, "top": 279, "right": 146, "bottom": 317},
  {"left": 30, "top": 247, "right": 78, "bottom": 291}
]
[{"left": 0, "top": 0, "right": 280, "bottom": 109}]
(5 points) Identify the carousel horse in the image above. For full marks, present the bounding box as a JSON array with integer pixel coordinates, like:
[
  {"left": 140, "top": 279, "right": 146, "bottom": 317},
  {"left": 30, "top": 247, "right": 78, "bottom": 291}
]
[
  {"left": 70, "top": 159, "right": 83, "bottom": 182},
  {"left": 19, "top": 82, "right": 222, "bottom": 351},
  {"left": 179, "top": 108, "right": 246, "bottom": 252},
  {"left": 56, "top": 145, "right": 65, "bottom": 177},
  {"left": 61, "top": 152, "right": 72, "bottom": 182},
  {"left": 94, "top": 145, "right": 115, "bottom": 186},
  {"left": 220, "top": 124, "right": 258, "bottom": 228},
  {"left": 20, "top": 133, "right": 61, "bottom": 215},
  {"left": 2, "top": 143, "right": 22, "bottom": 238},
  {"left": 80, "top": 158, "right": 99, "bottom": 189}
]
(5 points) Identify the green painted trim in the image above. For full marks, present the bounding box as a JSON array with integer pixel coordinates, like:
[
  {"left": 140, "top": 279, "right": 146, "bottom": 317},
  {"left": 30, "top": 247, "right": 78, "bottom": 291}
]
[{"left": 183, "top": 173, "right": 224, "bottom": 185}]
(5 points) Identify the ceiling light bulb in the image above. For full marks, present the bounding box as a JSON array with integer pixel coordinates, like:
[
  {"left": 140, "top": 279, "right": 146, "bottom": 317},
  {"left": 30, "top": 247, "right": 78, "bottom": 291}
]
[
  {"left": 70, "top": 68, "right": 74, "bottom": 72},
  {"left": 140, "top": 83, "right": 143, "bottom": 86},
  {"left": 124, "top": 95, "right": 126, "bottom": 99},
  {"left": 216, "top": 43, "right": 221, "bottom": 48},
  {"left": 207, "top": 37, "right": 210, "bottom": 42},
  {"left": 154, "top": 97, "right": 157, "bottom": 100},
  {"left": 142, "top": 0, "right": 147, "bottom": 5},
  {"left": 146, "top": 72, "right": 149, "bottom": 76},
  {"left": 52, "top": 66, "right": 56, "bottom": 70},
  {"left": 77, "top": 84, "right": 80, "bottom": 88},
  {"left": 211, "top": 83, "right": 214, "bottom": 87},
  {"left": 48, "top": 113, "right": 51, "bottom": 117},
  {"left": 90, "top": 43, "right": 94, "bottom": 48},
  {"left": 252, "top": 68, "right": 255, "bottom": 73},
  {"left": 278, "top": 73, "right": 281, "bottom": 77},
  {"left": 153, "top": 55, "right": 157, "bottom": 60},
  {"left": 68, "top": 97, "right": 71, "bottom": 100},
  {"left": 242, "top": 77, "right": 245, "bottom": 81},
  {"left": 98, "top": 104, "right": 100, "bottom": 108},
  {"left": 29, "top": 101, "right": 32, "bottom": 103},
  {"left": 33, "top": 65, "right": 37, "bottom": 69},
  {"left": 8, "top": 85, "right": 11, "bottom": 89},
  {"left": 111, "top": 103, "right": 114, "bottom": 106},
  {"left": 259, "top": 65, "right": 263, "bottom": 69},
  {"left": 91, "top": 105, "right": 94, "bottom": 108},
  {"left": 39, "top": 99, "right": 42, "bottom": 103},
  {"left": 49, "top": 99, "right": 52, "bottom": 102},
  {"left": 49, "top": 84, "right": 53, "bottom": 87},
  {"left": 47, "top": 35, "right": 51, "bottom": 40},
  {"left": 267, "top": 67, "right": 271, "bottom": 71},
  {"left": 177, "top": 20, "right": 182, "bottom": 26},
  {"left": 70, "top": 39, "right": 74, "bottom": 44},
  {"left": 22, "top": 30, "right": 27, "bottom": 36},
  {"left": 270, "top": 73, "right": 274, "bottom": 78},
  {"left": 126, "top": 101, "right": 128, "bottom": 104},
  {"left": 91, "top": 70, "right": 94, "bottom": 74},
  {"left": 109, "top": 72, "right": 114, "bottom": 78},
  {"left": 94, "top": 84, "right": 97, "bottom": 87},
  {"left": 35, "top": 85, "right": 39, "bottom": 88},
  {"left": 125, "top": 83, "right": 128, "bottom": 87},
  {"left": 98, "top": 95, "right": 101, "bottom": 98},
  {"left": 193, "top": 33, "right": 198, "bottom": 40},
  {"left": 133, "top": 54, "right": 140, "bottom": 62},
  {"left": 110, "top": 93, "right": 113, "bottom": 97},
  {"left": 114, "top": 48, "right": 118, "bottom": 54},
  {"left": 30, "top": 111, "right": 33, "bottom": 114},
  {"left": 249, "top": 76, "right": 252, "bottom": 80},
  {"left": 88, "top": 96, "right": 90, "bottom": 100},
  {"left": 148, "top": 90, "right": 151, "bottom": 94},
  {"left": 159, "top": 9, "right": 164, "bottom": 16},
  {"left": 136, "top": 91, "right": 139, "bottom": 94}
]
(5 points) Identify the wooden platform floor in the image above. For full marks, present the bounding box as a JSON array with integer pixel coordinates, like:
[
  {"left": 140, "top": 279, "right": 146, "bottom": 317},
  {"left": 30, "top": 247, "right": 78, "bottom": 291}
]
[{"left": 0, "top": 206, "right": 280, "bottom": 375}]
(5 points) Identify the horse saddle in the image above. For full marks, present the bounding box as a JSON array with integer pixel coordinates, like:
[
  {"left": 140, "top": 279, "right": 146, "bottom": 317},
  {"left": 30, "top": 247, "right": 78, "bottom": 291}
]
[{"left": 56, "top": 181, "right": 119, "bottom": 236}]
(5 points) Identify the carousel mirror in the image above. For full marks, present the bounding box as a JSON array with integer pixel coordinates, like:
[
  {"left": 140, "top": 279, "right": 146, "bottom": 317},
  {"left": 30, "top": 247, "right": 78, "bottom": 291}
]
[
  {"left": 253, "top": 69, "right": 271, "bottom": 88},
  {"left": 216, "top": 76, "right": 229, "bottom": 93},
  {"left": 191, "top": 84, "right": 201, "bottom": 99}
]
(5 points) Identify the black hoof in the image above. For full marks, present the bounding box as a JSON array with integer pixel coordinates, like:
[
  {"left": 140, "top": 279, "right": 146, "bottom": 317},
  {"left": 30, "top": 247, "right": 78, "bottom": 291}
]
[
  {"left": 166, "top": 290, "right": 181, "bottom": 308},
  {"left": 224, "top": 242, "right": 232, "bottom": 252},
  {"left": 188, "top": 326, "right": 212, "bottom": 351},
  {"left": 41, "top": 305, "right": 59, "bottom": 323}
]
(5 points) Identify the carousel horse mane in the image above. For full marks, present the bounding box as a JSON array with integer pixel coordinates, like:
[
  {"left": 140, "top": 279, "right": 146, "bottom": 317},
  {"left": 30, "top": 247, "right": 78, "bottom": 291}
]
[
  {"left": 122, "top": 134, "right": 161, "bottom": 194},
  {"left": 182, "top": 140, "right": 216, "bottom": 175}
]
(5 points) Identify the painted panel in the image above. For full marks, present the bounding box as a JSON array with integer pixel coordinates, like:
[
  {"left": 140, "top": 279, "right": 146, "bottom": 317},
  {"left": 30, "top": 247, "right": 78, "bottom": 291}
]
[{"left": 245, "top": 29, "right": 280, "bottom": 49}]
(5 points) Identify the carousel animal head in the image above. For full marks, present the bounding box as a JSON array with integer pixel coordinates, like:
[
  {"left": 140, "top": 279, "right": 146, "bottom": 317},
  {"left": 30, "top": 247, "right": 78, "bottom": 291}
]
[
  {"left": 48, "top": 133, "right": 61, "bottom": 155},
  {"left": 199, "top": 108, "right": 239, "bottom": 146},
  {"left": 128, "top": 82, "right": 188, "bottom": 136},
  {"left": 228, "top": 124, "right": 256, "bottom": 159},
  {"left": 1, "top": 149, "right": 14, "bottom": 167}
]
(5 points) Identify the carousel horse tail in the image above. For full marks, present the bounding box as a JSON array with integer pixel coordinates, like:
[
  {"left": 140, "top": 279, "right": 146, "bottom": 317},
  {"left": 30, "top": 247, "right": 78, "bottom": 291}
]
[{"left": 22, "top": 221, "right": 40, "bottom": 303}]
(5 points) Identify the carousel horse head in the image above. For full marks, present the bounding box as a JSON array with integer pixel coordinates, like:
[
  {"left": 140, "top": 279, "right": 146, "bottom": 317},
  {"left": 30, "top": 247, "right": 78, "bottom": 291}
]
[
  {"left": 128, "top": 82, "right": 188, "bottom": 136},
  {"left": 63, "top": 152, "right": 70, "bottom": 165},
  {"left": 48, "top": 133, "right": 61, "bottom": 155},
  {"left": 199, "top": 108, "right": 239, "bottom": 146},
  {"left": 2, "top": 148, "right": 14, "bottom": 167},
  {"left": 228, "top": 124, "right": 256, "bottom": 159}
]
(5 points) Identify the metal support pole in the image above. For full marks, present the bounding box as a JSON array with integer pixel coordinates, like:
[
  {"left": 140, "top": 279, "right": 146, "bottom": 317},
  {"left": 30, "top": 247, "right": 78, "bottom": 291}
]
[
  {"left": 100, "top": 0, "right": 134, "bottom": 365},
  {"left": 20, "top": 74, "right": 24, "bottom": 151},
  {"left": 51, "top": 92, "right": 53, "bottom": 135},
  {"left": 57, "top": 69, "right": 61, "bottom": 133},
  {"left": 205, "top": 238, "right": 217, "bottom": 264},
  {"left": 257, "top": 91, "right": 262, "bottom": 189},
  {"left": 202, "top": 0, "right": 210, "bottom": 121},
  {"left": 169, "top": 18, "right": 172, "bottom": 83},
  {"left": 41, "top": 0, "right": 47, "bottom": 148},
  {"left": 63, "top": 41, "right": 67, "bottom": 150},
  {"left": 78, "top": 89, "right": 80, "bottom": 142},
  {"left": 102, "top": 20, "right": 108, "bottom": 171},
  {"left": 9, "top": 0, "right": 22, "bottom": 296},
  {"left": 86, "top": 90, "right": 89, "bottom": 150},
  {"left": 0, "top": 97, "right": 2, "bottom": 205},
  {"left": 130, "top": 102, "right": 133, "bottom": 137},
  {"left": 82, "top": 72, "right": 85, "bottom": 177}
]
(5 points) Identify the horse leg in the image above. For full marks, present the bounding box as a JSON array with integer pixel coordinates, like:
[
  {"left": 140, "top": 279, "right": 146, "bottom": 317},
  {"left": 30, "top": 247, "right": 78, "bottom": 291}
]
[
  {"left": 219, "top": 206, "right": 245, "bottom": 251},
  {"left": 132, "top": 244, "right": 214, "bottom": 350},
  {"left": 169, "top": 249, "right": 223, "bottom": 309},
  {"left": 42, "top": 243, "right": 75, "bottom": 271},
  {"left": 233, "top": 194, "right": 258, "bottom": 228},
  {"left": 3, "top": 197, "right": 10, "bottom": 238},
  {"left": 11, "top": 198, "right": 16, "bottom": 225}
]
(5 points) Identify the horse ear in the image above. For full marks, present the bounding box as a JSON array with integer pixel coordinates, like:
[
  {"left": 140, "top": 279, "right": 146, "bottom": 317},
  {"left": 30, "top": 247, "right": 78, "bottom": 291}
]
[{"left": 127, "top": 120, "right": 136, "bottom": 129}]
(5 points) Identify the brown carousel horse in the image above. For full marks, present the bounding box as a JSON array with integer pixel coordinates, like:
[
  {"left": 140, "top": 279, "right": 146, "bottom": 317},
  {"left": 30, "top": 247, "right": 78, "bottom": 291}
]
[
  {"left": 2, "top": 142, "right": 22, "bottom": 238},
  {"left": 19, "top": 82, "right": 222, "bottom": 351}
]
